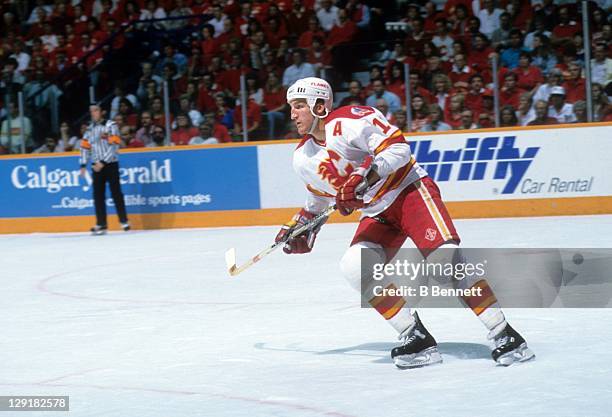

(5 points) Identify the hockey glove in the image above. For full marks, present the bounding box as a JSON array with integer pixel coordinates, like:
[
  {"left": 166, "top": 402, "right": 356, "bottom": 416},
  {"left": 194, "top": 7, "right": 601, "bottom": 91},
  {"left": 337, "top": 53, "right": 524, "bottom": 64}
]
[
  {"left": 275, "top": 208, "right": 327, "bottom": 254},
  {"left": 336, "top": 156, "right": 373, "bottom": 216}
]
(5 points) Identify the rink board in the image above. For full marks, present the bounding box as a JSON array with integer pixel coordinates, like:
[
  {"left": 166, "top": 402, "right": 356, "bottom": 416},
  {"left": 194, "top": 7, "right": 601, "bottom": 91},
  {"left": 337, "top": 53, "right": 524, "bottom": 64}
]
[{"left": 0, "top": 123, "right": 611, "bottom": 233}]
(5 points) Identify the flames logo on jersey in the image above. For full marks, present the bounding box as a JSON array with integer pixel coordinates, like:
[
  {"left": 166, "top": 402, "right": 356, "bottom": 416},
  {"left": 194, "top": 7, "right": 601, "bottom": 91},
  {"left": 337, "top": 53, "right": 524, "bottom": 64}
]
[{"left": 318, "top": 150, "right": 354, "bottom": 189}]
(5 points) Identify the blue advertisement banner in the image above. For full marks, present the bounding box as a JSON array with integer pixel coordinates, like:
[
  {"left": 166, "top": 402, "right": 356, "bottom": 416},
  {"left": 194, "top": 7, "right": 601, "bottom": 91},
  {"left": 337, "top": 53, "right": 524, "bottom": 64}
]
[{"left": 0, "top": 147, "right": 260, "bottom": 218}]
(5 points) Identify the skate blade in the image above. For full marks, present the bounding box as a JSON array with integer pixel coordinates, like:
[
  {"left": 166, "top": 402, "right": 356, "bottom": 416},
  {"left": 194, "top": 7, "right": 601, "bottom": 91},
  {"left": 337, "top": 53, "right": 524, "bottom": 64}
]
[
  {"left": 496, "top": 343, "right": 535, "bottom": 366},
  {"left": 91, "top": 230, "right": 107, "bottom": 236},
  {"left": 394, "top": 347, "right": 443, "bottom": 369}
]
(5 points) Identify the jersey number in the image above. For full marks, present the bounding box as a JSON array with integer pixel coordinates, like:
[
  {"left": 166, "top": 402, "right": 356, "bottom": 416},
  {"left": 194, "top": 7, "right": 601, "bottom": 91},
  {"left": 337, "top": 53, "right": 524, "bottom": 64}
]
[{"left": 373, "top": 118, "right": 391, "bottom": 134}]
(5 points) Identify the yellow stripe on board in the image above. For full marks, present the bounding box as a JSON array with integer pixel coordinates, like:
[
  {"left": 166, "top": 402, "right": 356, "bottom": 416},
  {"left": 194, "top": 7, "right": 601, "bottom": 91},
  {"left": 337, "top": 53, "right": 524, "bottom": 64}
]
[
  {"left": 1, "top": 122, "right": 610, "bottom": 161},
  {"left": 0, "top": 196, "right": 611, "bottom": 234}
]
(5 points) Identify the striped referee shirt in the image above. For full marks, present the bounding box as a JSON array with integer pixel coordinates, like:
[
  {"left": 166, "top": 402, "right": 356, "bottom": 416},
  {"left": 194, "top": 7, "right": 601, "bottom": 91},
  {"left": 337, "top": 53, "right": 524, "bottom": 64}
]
[{"left": 79, "top": 119, "right": 121, "bottom": 167}]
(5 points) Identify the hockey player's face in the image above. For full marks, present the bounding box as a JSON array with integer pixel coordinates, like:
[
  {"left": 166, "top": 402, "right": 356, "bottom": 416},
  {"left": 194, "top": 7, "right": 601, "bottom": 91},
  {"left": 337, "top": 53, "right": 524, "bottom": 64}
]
[{"left": 290, "top": 100, "right": 315, "bottom": 135}]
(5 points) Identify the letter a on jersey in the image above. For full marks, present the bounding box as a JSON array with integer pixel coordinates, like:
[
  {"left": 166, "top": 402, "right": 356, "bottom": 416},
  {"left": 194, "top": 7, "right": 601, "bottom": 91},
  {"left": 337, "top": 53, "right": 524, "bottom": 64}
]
[{"left": 333, "top": 121, "right": 342, "bottom": 136}]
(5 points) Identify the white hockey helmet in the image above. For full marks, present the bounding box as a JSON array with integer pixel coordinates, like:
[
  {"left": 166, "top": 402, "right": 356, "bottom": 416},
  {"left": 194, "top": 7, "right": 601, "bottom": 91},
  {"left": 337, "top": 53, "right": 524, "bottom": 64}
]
[{"left": 286, "top": 77, "right": 333, "bottom": 118}]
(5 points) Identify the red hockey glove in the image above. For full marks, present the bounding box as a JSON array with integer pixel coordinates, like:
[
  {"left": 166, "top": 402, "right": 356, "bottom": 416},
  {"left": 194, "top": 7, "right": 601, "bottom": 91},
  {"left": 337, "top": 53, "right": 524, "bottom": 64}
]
[
  {"left": 275, "top": 209, "right": 326, "bottom": 254},
  {"left": 336, "top": 156, "right": 373, "bottom": 216}
]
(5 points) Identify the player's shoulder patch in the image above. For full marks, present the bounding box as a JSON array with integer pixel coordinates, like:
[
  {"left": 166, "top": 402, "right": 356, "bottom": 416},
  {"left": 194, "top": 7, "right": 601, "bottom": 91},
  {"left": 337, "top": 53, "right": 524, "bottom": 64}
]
[{"left": 325, "top": 106, "right": 376, "bottom": 124}]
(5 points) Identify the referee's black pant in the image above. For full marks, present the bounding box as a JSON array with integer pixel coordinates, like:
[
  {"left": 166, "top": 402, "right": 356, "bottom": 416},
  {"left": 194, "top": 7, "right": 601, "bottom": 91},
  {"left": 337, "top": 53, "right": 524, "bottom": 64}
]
[{"left": 92, "top": 162, "right": 128, "bottom": 227}]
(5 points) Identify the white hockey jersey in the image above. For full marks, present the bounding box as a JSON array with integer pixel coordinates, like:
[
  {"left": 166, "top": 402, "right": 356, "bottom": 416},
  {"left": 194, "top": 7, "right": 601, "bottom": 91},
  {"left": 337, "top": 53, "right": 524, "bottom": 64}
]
[{"left": 293, "top": 105, "right": 428, "bottom": 217}]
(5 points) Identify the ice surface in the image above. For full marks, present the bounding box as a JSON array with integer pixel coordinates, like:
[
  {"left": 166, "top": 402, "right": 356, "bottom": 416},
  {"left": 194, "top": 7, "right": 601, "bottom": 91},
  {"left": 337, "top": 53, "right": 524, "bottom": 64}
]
[{"left": 1, "top": 215, "right": 612, "bottom": 417}]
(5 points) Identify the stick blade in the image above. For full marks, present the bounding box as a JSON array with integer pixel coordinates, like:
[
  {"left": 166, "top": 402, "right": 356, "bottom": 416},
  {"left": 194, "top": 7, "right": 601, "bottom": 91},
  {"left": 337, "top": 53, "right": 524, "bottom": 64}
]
[{"left": 225, "top": 247, "right": 238, "bottom": 276}]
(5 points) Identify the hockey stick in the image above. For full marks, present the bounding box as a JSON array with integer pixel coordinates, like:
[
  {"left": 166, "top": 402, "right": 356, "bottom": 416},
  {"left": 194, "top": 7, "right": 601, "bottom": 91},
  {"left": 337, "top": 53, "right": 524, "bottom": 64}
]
[{"left": 225, "top": 204, "right": 337, "bottom": 276}]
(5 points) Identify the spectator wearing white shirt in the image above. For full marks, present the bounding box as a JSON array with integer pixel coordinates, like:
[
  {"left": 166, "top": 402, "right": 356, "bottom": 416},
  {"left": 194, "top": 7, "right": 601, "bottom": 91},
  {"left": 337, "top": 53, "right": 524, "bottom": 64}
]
[
  {"left": 282, "top": 50, "right": 316, "bottom": 88},
  {"left": 477, "top": 0, "right": 503, "bottom": 38},
  {"left": 0, "top": 102, "right": 33, "bottom": 154},
  {"left": 27, "top": 0, "right": 53, "bottom": 24},
  {"left": 432, "top": 18, "right": 454, "bottom": 61},
  {"left": 208, "top": 4, "right": 228, "bottom": 38},
  {"left": 34, "top": 136, "right": 65, "bottom": 153},
  {"left": 139, "top": 0, "right": 167, "bottom": 30},
  {"left": 9, "top": 41, "right": 30, "bottom": 73},
  {"left": 532, "top": 68, "right": 563, "bottom": 104},
  {"left": 523, "top": 17, "right": 551, "bottom": 50},
  {"left": 109, "top": 85, "right": 139, "bottom": 119},
  {"left": 189, "top": 123, "right": 219, "bottom": 145},
  {"left": 316, "top": 0, "right": 339, "bottom": 32},
  {"left": 591, "top": 43, "right": 611, "bottom": 88},
  {"left": 516, "top": 92, "right": 535, "bottom": 126},
  {"left": 548, "top": 86, "right": 576, "bottom": 124}
]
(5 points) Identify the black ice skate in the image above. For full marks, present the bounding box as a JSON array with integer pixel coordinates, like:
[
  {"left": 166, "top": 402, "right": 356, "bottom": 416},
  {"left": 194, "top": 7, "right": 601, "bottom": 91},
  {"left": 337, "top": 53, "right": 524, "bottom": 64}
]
[
  {"left": 121, "top": 222, "right": 130, "bottom": 232},
  {"left": 90, "top": 225, "right": 107, "bottom": 235},
  {"left": 491, "top": 323, "right": 535, "bottom": 366},
  {"left": 391, "top": 312, "right": 442, "bottom": 369}
]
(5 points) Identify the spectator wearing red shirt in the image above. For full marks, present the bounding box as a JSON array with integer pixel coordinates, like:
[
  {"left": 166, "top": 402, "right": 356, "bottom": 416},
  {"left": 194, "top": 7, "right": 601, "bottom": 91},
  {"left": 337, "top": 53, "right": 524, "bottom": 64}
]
[
  {"left": 449, "top": 4, "right": 470, "bottom": 40},
  {"left": 121, "top": 1, "right": 142, "bottom": 23},
  {"left": 217, "top": 53, "right": 246, "bottom": 95},
  {"left": 286, "top": 0, "right": 312, "bottom": 37},
  {"left": 50, "top": 2, "right": 72, "bottom": 33},
  {"left": 444, "top": 93, "right": 466, "bottom": 129},
  {"left": 415, "top": 42, "right": 440, "bottom": 74},
  {"left": 562, "top": 61, "right": 586, "bottom": 104},
  {"left": 26, "top": 8, "right": 49, "bottom": 40},
  {"left": 326, "top": 8, "right": 357, "bottom": 49},
  {"left": 499, "top": 72, "right": 525, "bottom": 109},
  {"left": 340, "top": 80, "right": 366, "bottom": 106},
  {"left": 444, "top": 0, "right": 472, "bottom": 18},
  {"left": 551, "top": 6, "right": 581, "bottom": 46},
  {"left": 405, "top": 17, "right": 431, "bottom": 58},
  {"left": 307, "top": 37, "right": 332, "bottom": 76},
  {"left": 475, "top": 113, "right": 493, "bottom": 128},
  {"left": 264, "top": 16, "right": 288, "bottom": 50},
  {"left": 195, "top": 73, "right": 218, "bottom": 113},
  {"left": 73, "top": 32, "right": 103, "bottom": 68},
  {"left": 117, "top": 98, "right": 139, "bottom": 128},
  {"left": 200, "top": 24, "right": 219, "bottom": 64},
  {"left": 262, "top": 73, "right": 287, "bottom": 139},
  {"left": 514, "top": 52, "right": 543, "bottom": 91},
  {"left": 468, "top": 33, "right": 494, "bottom": 73},
  {"left": 464, "top": 73, "right": 485, "bottom": 115},
  {"left": 72, "top": 4, "right": 90, "bottom": 35},
  {"left": 449, "top": 52, "right": 473, "bottom": 87},
  {"left": 233, "top": 99, "right": 262, "bottom": 140},
  {"left": 385, "top": 62, "right": 405, "bottom": 103},
  {"left": 191, "top": 0, "right": 210, "bottom": 15},
  {"left": 410, "top": 95, "right": 430, "bottom": 132},
  {"left": 149, "top": 96, "right": 170, "bottom": 130},
  {"left": 204, "top": 112, "right": 232, "bottom": 143},
  {"left": 171, "top": 113, "right": 199, "bottom": 146},
  {"left": 298, "top": 16, "right": 325, "bottom": 49},
  {"left": 409, "top": 72, "right": 436, "bottom": 105},
  {"left": 235, "top": 2, "right": 253, "bottom": 36},
  {"left": 216, "top": 19, "right": 241, "bottom": 49}
]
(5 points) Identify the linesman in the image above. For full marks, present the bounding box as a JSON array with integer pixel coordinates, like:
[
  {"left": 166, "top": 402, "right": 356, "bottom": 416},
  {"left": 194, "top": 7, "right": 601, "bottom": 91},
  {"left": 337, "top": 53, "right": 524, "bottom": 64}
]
[{"left": 79, "top": 104, "right": 130, "bottom": 235}]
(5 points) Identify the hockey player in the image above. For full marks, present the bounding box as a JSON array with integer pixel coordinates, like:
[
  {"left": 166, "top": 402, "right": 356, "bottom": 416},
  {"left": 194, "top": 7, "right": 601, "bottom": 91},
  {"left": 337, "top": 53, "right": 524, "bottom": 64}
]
[{"left": 276, "top": 77, "right": 534, "bottom": 368}]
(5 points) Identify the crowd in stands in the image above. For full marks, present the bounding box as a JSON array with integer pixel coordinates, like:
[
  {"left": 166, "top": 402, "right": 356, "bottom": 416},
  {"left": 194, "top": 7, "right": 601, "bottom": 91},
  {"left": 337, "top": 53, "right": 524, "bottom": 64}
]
[{"left": 0, "top": 0, "right": 610, "bottom": 154}]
